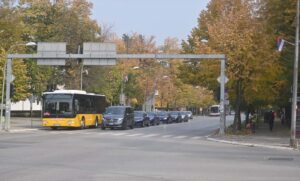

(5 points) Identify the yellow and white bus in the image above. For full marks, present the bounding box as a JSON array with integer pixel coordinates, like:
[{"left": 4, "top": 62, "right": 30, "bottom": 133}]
[{"left": 42, "top": 90, "right": 106, "bottom": 129}]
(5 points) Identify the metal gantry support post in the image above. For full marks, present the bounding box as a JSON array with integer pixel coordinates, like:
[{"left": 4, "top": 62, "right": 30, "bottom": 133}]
[
  {"left": 291, "top": 0, "right": 299, "bottom": 148},
  {"left": 219, "top": 59, "right": 226, "bottom": 135},
  {"left": 0, "top": 61, "right": 6, "bottom": 130},
  {"left": 4, "top": 58, "right": 12, "bottom": 131}
]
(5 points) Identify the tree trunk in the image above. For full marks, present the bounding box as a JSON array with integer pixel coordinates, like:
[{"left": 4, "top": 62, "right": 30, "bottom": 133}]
[{"left": 234, "top": 79, "right": 242, "bottom": 130}]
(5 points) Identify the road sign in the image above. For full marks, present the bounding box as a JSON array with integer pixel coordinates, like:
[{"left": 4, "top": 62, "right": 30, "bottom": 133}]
[
  {"left": 83, "top": 43, "right": 116, "bottom": 65},
  {"left": 37, "top": 42, "right": 66, "bottom": 65}
]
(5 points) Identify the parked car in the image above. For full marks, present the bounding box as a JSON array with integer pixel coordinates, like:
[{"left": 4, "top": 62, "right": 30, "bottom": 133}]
[
  {"left": 134, "top": 111, "right": 150, "bottom": 127},
  {"left": 186, "top": 111, "right": 193, "bottom": 119},
  {"left": 102, "top": 106, "right": 134, "bottom": 130},
  {"left": 157, "top": 111, "right": 172, "bottom": 124},
  {"left": 147, "top": 112, "right": 160, "bottom": 126},
  {"left": 169, "top": 111, "right": 182, "bottom": 123},
  {"left": 180, "top": 111, "right": 189, "bottom": 122}
]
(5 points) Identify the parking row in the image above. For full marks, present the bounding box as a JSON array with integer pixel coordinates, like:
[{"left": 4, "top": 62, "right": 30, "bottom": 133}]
[{"left": 101, "top": 106, "right": 193, "bottom": 130}]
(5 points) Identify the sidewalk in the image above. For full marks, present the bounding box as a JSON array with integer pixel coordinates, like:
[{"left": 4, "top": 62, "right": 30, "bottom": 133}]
[
  {"left": 0, "top": 117, "right": 42, "bottom": 131},
  {"left": 208, "top": 119, "right": 300, "bottom": 151}
]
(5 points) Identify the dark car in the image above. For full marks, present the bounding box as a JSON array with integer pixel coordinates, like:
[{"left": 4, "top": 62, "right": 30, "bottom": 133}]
[
  {"left": 157, "top": 111, "right": 172, "bottom": 124},
  {"left": 134, "top": 111, "right": 150, "bottom": 127},
  {"left": 169, "top": 111, "right": 182, "bottom": 123},
  {"left": 147, "top": 112, "right": 160, "bottom": 126},
  {"left": 102, "top": 106, "right": 134, "bottom": 130},
  {"left": 180, "top": 111, "right": 189, "bottom": 122}
]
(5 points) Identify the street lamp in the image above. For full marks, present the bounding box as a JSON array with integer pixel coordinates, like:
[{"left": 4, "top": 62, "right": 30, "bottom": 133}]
[
  {"left": 1, "top": 42, "right": 36, "bottom": 131},
  {"left": 290, "top": 0, "right": 299, "bottom": 148}
]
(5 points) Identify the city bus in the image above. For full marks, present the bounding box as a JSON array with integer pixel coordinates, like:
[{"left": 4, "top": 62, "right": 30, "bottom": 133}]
[
  {"left": 42, "top": 90, "right": 106, "bottom": 129},
  {"left": 209, "top": 105, "right": 220, "bottom": 116}
]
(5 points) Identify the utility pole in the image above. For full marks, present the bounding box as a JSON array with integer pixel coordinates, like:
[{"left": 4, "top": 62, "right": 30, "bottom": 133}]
[{"left": 291, "top": 0, "right": 299, "bottom": 148}]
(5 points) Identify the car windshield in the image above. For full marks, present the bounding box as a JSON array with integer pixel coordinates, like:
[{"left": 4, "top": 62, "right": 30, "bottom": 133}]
[
  {"left": 134, "top": 111, "right": 144, "bottom": 117},
  {"left": 158, "top": 112, "right": 167, "bottom": 116},
  {"left": 147, "top": 112, "right": 155, "bottom": 116},
  {"left": 105, "top": 107, "right": 125, "bottom": 115},
  {"left": 169, "top": 111, "right": 178, "bottom": 115}
]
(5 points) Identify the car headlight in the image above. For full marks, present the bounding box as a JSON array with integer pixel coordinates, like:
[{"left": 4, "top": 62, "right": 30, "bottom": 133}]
[{"left": 117, "top": 118, "right": 123, "bottom": 123}]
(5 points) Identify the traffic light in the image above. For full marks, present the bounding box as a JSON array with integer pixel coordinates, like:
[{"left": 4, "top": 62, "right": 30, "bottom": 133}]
[{"left": 10, "top": 83, "right": 15, "bottom": 98}]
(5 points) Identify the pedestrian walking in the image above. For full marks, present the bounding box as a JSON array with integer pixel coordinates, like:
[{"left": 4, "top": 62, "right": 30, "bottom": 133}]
[
  {"left": 269, "top": 110, "right": 275, "bottom": 132},
  {"left": 280, "top": 110, "right": 285, "bottom": 125}
]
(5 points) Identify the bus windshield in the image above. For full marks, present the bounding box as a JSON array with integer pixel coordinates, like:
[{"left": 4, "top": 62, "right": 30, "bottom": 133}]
[
  {"left": 210, "top": 106, "right": 219, "bottom": 113},
  {"left": 43, "top": 94, "right": 74, "bottom": 118}
]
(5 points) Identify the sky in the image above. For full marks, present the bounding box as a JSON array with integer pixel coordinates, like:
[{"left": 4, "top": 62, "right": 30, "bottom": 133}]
[{"left": 89, "top": 0, "right": 210, "bottom": 46}]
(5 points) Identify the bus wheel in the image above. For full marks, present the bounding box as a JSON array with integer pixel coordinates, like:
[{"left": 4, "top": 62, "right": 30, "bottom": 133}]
[
  {"left": 95, "top": 117, "right": 99, "bottom": 128},
  {"left": 80, "top": 118, "right": 85, "bottom": 129}
]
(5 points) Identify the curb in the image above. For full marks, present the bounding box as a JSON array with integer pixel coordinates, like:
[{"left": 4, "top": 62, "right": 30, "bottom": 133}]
[
  {"left": 0, "top": 128, "right": 39, "bottom": 133},
  {"left": 205, "top": 136, "right": 298, "bottom": 151}
]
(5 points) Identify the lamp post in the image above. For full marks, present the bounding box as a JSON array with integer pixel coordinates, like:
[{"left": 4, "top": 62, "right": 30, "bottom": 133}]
[
  {"left": 1, "top": 42, "right": 36, "bottom": 131},
  {"left": 290, "top": 0, "right": 299, "bottom": 148}
]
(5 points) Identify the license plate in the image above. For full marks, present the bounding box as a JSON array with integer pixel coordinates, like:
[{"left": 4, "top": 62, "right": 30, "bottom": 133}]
[{"left": 54, "top": 124, "right": 60, "bottom": 126}]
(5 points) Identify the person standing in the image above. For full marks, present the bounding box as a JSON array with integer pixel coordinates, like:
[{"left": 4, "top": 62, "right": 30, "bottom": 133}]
[{"left": 269, "top": 110, "right": 275, "bottom": 131}]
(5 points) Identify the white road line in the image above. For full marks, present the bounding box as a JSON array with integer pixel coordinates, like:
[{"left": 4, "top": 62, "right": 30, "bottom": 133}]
[
  {"left": 174, "top": 135, "right": 187, "bottom": 139},
  {"left": 126, "top": 133, "right": 144, "bottom": 137},
  {"left": 190, "top": 136, "right": 202, "bottom": 140},
  {"left": 82, "top": 132, "right": 92, "bottom": 135},
  {"left": 111, "top": 133, "right": 129, "bottom": 136},
  {"left": 97, "top": 132, "right": 112, "bottom": 135},
  {"left": 141, "top": 134, "right": 159, "bottom": 138},
  {"left": 8, "top": 128, "right": 39, "bottom": 133},
  {"left": 162, "top": 135, "right": 173, "bottom": 138}
]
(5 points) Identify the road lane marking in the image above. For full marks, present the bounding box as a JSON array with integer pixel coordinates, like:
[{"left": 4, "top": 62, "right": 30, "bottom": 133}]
[
  {"left": 174, "top": 135, "right": 187, "bottom": 139},
  {"left": 162, "top": 135, "right": 173, "bottom": 138},
  {"left": 8, "top": 128, "right": 39, "bottom": 133},
  {"left": 141, "top": 134, "right": 159, "bottom": 138},
  {"left": 126, "top": 133, "right": 144, "bottom": 137},
  {"left": 190, "top": 136, "right": 202, "bottom": 140},
  {"left": 111, "top": 133, "right": 129, "bottom": 136}
]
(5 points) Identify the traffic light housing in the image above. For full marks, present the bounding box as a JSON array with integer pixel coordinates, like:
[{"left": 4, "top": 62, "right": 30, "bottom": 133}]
[{"left": 10, "top": 83, "right": 15, "bottom": 98}]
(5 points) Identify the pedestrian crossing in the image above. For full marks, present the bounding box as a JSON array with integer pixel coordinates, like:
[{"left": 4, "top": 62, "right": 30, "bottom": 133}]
[
  {"left": 4, "top": 128, "right": 206, "bottom": 141},
  {"left": 47, "top": 131, "right": 205, "bottom": 141}
]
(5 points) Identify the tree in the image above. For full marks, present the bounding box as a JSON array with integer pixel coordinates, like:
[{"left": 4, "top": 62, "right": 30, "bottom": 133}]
[
  {"left": 181, "top": 0, "right": 285, "bottom": 130},
  {"left": 0, "top": 1, "right": 32, "bottom": 102}
]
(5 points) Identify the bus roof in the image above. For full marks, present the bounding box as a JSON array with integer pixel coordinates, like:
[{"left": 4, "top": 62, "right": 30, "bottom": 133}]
[{"left": 43, "top": 90, "right": 105, "bottom": 96}]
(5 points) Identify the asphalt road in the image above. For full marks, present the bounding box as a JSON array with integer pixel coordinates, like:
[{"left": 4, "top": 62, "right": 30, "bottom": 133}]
[{"left": 0, "top": 116, "right": 299, "bottom": 181}]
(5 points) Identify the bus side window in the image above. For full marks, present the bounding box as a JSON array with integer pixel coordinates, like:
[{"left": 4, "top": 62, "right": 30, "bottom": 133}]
[{"left": 75, "top": 99, "right": 79, "bottom": 113}]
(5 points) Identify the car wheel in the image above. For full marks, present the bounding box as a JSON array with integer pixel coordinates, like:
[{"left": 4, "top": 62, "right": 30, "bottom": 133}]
[
  {"left": 130, "top": 121, "right": 134, "bottom": 129},
  {"left": 122, "top": 121, "right": 127, "bottom": 130}
]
